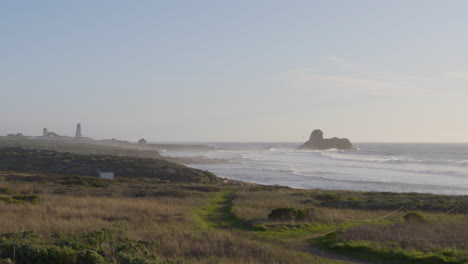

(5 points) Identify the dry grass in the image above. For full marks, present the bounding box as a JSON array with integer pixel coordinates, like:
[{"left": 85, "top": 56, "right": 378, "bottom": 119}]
[
  {"left": 343, "top": 215, "right": 468, "bottom": 251},
  {"left": 233, "top": 190, "right": 402, "bottom": 225},
  {"left": 0, "top": 194, "right": 198, "bottom": 236},
  {"left": 0, "top": 180, "right": 323, "bottom": 263}
]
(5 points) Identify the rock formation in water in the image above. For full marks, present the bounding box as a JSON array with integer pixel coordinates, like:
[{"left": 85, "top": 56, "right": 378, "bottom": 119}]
[
  {"left": 138, "top": 138, "right": 147, "bottom": 144},
  {"left": 299, "top": 129, "right": 354, "bottom": 150}
]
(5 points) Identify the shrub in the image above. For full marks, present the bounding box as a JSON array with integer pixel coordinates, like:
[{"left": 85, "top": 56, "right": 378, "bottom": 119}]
[
  {"left": 403, "top": 211, "right": 427, "bottom": 223},
  {"left": 268, "top": 208, "right": 315, "bottom": 221},
  {"left": 0, "top": 197, "right": 13, "bottom": 203},
  {"left": 0, "top": 188, "right": 10, "bottom": 195},
  {"left": 11, "top": 195, "right": 40, "bottom": 204},
  {"left": 300, "top": 199, "right": 314, "bottom": 204},
  {"left": 314, "top": 193, "right": 341, "bottom": 201},
  {"left": 76, "top": 250, "right": 106, "bottom": 264}
]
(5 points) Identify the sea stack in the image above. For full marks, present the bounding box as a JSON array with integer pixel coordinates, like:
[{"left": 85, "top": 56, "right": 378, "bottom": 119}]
[
  {"left": 75, "top": 123, "right": 83, "bottom": 138},
  {"left": 299, "top": 129, "right": 354, "bottom": 150}
]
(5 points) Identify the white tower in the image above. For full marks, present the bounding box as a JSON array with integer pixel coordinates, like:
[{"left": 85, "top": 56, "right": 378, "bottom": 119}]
[{"left": 75, "top": 123, "right": 83, "bottom": 138}]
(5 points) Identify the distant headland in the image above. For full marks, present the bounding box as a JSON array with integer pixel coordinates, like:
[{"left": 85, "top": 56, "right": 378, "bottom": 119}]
[
  {"left": 5, "top": 123, "right": 216, "bottom": 153},
  {"left": 299, "top": 129, "right": 355, "bottom": 150}
]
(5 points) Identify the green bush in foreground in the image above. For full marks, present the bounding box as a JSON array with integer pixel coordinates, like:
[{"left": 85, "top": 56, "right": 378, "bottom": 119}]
[
  {"left": 11, "top": 195, "right": 40, "bottom": 204},
  {"left": 0, "top": 195, "right": 39, "bottom": 204},
  {"left": 403, "top": 211, "right": 428, "bottom": 223},
  {"left": 0, "top": 188, "right": 10, "bottom": 195},
  {"left": 268, "top": 208, "right": 315, "bottom": 221},
  {"left": 0, "top": 229, "right": 174, "bottom": 264}
]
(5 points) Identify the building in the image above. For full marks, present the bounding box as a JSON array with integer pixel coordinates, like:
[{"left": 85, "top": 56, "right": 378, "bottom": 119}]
[
  {"left": 41, "top": 128, "right": 61, "bottom": 137},
  {"left": 75, "top": 123, "right": 83, "bottom": 138},
  {"left": 97, "top": 168, "right": 114, "bottom": 180}
]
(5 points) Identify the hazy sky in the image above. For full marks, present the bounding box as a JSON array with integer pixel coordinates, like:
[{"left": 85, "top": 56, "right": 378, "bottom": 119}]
[{"left": 2, "top": 1, "right": 468, "bottom": 142}]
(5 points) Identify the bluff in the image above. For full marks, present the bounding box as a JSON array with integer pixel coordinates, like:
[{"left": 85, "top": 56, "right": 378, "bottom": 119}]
[
  {"left": 0, "top": 147, "right": 220, "bottom": 184},
  {"left": 299, "top": 129, "right": 354, "bottom": 150}
]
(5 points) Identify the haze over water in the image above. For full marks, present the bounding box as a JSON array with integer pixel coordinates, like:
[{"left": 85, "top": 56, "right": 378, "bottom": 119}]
[{"left": 163, "top": 143, "right": 468, "bottom": 195}]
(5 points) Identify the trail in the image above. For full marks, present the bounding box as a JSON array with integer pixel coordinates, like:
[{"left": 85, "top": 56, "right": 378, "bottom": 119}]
[{"left": 197, "top": 191, "right": 378, "bottom": 264}]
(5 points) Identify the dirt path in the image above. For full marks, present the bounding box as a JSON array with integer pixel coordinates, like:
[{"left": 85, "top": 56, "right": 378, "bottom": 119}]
[{"left": 197, "top": 191, "right": 379, "bottom": 264}]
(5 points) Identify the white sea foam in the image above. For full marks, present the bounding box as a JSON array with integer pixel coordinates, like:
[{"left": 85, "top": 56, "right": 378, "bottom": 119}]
[{"left": 167, "top": 142, "right": 468, "bottom": 195}]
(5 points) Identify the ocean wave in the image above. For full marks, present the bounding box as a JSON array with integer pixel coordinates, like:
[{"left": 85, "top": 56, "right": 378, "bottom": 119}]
[
  {"left": 240, "top": 153, "right": 468, "bottom": 179},
  {"left": 298, "top": 148, "right": 345, "bottom": 153},
  {"left": 318, "top": 151, "right": 427, "bottom": 164},
  {"left": 452, "top": 160, "right": 468, "bottom": 166},
  {"left": 320, "top": 152, "right": 468, "bottom": 169},
  {"left": 240, "top": 153, "right": 270, "bottom": 161}
]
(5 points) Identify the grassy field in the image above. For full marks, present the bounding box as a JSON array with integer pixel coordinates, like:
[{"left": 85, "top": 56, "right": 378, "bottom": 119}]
[
  {"left": 1, "top": 172, "right": 467, "bottom": 263},
  {"left": 232, "top": 188, "right": 468, "bottom": 264},
  {"left": 0, "top": 172, "right": 338, "bottom": 264}
]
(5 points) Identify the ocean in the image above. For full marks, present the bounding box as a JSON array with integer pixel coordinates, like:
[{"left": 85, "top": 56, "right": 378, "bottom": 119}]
[{"left": 161, "top": 143, "right": 468, "bottom": 195}]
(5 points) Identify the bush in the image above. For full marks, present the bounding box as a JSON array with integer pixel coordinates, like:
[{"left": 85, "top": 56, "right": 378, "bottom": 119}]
[
  {"left": 0, "top": 197, "right": 13, "bottom": 203},
  {"left": 76, "top": 250, "right": 106, "bottom": 264},
  {"left": 0, "top": 188, "right": 10, "bottom": 195},
  {"left": 0, "top": 230, "right": 115, "bottom": 264},
  {"left": 11, "top": 195, "right": 40, "bottom": 204},
  {"left": 268, "top": 208, "right": 315, "bottom": 221},
  {"left": 403, "top": 211, "right": 427, "bottom": 223}
]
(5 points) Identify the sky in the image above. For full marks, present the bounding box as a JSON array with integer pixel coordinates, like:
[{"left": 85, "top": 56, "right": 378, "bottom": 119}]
[{"left": 1, "top": 0, "right": 468, "bottom": 142}]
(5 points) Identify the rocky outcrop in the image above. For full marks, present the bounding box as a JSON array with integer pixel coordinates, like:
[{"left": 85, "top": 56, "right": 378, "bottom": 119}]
[{"left": 299, "top": 129, "right": 354, "bottom": 150}]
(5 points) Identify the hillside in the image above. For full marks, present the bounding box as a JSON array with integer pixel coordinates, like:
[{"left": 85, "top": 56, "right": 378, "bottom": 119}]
[
  {"left": 0, "top": 147, "right": 220, "bottom": 183},
  {"left": 0, "top": 136, "right": 162, "bottom": 159},
  {"left": 0, "top": 136, "right": 225, "bottom": 165}
]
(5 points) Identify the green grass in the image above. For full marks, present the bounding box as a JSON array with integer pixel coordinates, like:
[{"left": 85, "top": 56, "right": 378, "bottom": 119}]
[
  {"left": 0, "top": 194, "right": 39, "bottom": 204},
  {"left": 192, "top": 191, "right": 351, "bottom": 264},
  {"left": 311, "top": 232, "right": 468, "bottom": 264},
  {"left": 193, "top": 191, "right": 253, "bottom": 230},
  {"left": 0, "top": 229, "right": 174, "bottom": 264}
]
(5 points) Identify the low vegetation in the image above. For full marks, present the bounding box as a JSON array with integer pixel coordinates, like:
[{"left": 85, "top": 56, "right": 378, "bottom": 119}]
[
  {"left": 311, "top": 191, "right": 468, "bottom": 212},
  {"left": 1, "top": 144, "right": 467, "bottom": 263},
  {"left": 232, "top": 189, "right": 468, "bottom": 263},
  {"left": 0, "top": 147, "right": 219, "bottom": 183},
  {"left": 0, "top": 174, "right": 326, "bottom": 264},
  {"left": 2, "top": 174, "right": 467, "bottom": 263},
  {"left": 268, "top": 207, "right": 315, "bottom": 221},
  {"left": 0, "top": 136, "right": 162, "bottom": 159}
]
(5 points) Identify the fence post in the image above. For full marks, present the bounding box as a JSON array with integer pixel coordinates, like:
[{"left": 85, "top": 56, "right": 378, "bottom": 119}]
[{"left": 13, "top": 244, "right": 16, "bottom": 263}]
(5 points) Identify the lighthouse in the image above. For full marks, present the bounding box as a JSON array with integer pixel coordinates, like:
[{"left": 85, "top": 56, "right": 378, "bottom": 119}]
[{"left": 75, "top": 123, "right": 83, "bottom": 138}]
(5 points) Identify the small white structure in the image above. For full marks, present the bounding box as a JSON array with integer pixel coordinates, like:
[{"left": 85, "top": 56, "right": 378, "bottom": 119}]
[{"left": 97, "top": 168, "right": 114, "bottom": 180}]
